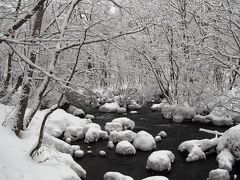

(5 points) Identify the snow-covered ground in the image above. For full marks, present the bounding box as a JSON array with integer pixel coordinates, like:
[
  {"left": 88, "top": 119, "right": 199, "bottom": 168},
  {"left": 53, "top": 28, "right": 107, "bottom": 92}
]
[{"left": 0, "top": 104, "right": 86, "bottom": 180}]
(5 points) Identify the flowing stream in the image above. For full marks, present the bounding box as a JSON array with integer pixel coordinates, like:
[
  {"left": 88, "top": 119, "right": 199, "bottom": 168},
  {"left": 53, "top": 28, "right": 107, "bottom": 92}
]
[{"left": 72, "top": 106, "right": 239, "bottom": 180}]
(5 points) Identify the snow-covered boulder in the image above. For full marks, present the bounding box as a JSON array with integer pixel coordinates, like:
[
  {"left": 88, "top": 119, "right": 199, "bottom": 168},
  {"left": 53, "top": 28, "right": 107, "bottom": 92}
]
[
  {"left": 105, "top": 122, "right": 123, "bottom": 133},
  {"left": 64, "top": 126, "right": 84, "bottom": 141},
  {"left": 130, "top": 111, "right": 138, "bottom": 114},
  {"left": 71, "top": 145, "right": 80, "bottom": 152},
  {"left": 99, "top": 150, "right": 107, "bottom": 156},
  {"left": 155, "top": 136, "right": 162, "bottom": 142},
  {"left": 116, "top": 140, "right": 136, "bottom": 155},
  {"left": 142, "top": 176, "right": 169, "bottom": 180},
  {"left": 83, "top": 123, "right": 101, "bottom": 135},
  {"left": 85, "top": 114, "right": 95, "bottom": 120},
  {"left": 207, "top": 169, "right": 230, "bottom": 180},
  {"left": 151, "top": 104, "right": 163, "bottom": 111},
  {"left": 109, "top": 130, "right": 137, "bottom": 143},
  {"left": 46, "top": 109, "right": 91, "bottom": 138},
  {"left": 128, "top": 100, "right": 142, "bottom": 110},
  {"left": 178, "top": 138, "right": 218, "bottom": 162},
  {"left": 158, "top": 131, "right": 167, "bottom": 138},
  {"left": 104, "top": 172, "right": 134, "bottom": 180},
  {"left": 108, "top": 141, "right": 115, "bottom": 148},
  {"left": 74, "top": 150, "right": 84, "bottom": 158},
  {"left": 117, "top": 107, "right": 127, "bottom": 114},
  {"left": 146, "top": 150, "right": 175, "bottom": 171},
  {"left": 192, "top": 114, "right": 210, "bottom": 123},
  {"left": 217, "top": 149, "right": 235, "bottom": 171},
  {"left": 84, "top": 128, "right": 108, "bottom": 143},
  {"left": 206, "top": 113, "right": 233, "bottom": 126},
  {"left": 99, "top": 102, "right": 120, "bottom": 113},
  {"left": 112, "top": 117, "right": 135, "bottom": 130},
  {"left": 133, "top": 131, "right": 156, "bottom": 151}
]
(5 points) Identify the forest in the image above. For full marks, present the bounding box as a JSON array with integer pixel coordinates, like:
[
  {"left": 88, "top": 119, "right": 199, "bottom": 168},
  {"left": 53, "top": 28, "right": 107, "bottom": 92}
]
[{"left": 0, "top": 0, "right": 240, "bottom": 180}]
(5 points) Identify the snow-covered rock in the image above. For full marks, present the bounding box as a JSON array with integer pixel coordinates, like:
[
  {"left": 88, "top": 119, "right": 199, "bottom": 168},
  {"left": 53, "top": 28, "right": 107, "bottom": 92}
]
[
  {"left": 133, "top": 131, "right": 156, "bottom": 151},
  {"left": 116, "top": 140, "right": 136, "bottom": 155},
  {"left": 109, "top": 130, "right": 137, "bottom": 143},
  {"left": 105, "top": 122, "right": 123, "bottom": 133},
  {"left": 207, "top": 169, "right": 230, "bottom": 180},
  {"left": 217, "top": 124, "right": 240, "bottom": 160},
  {"left": 99, "top": 102, "right": 120, "bottom": 113},
  {"left": 155, "top": 136, "right": 162, "bottom": 142},
  {"left": 85, "top": 114, "right": 95, "bottom": 120},
  {"left": 151, "top": 104, "right": 163, "bottom": 111},
  {"left": 146, "top": 150, "right": 175, "bottom": 171},
  {"left": 64, "top": 126, "right": 84, "bottom": 141},
  {"left": 158, "top": 131, "right": 167, "bottom": 138},
  {"left": 46, "top": 109, "right": 91, "bottom": 138},
  {"left": 162, "top": 105, "right": 196, "bottom": 120},
  {"left": 128, "top": 100, "right": 142, "bottom": 110},
  {"left": 74, "top": 150, "right": 84, "bottom": 158},
  {"left": 178, "top": 138, "right": 218, "bottom": 162},
  {"left": 73, "top": 108, "right": 85, "bottom": 118},
  {"left": 84, "top": 128, "right": 108, "bottom": 143},
  {"left": 83, "top": 123, "right": 101, "bottom": 135},
  {"left": 99, "top": 150, "right": 107, "bottom": 156},
  {"left": 192, "top": 114, "right": 210, "bottom": 123},
  {"left": 207, "top": 113, "right": 233, "bottom": 126},
  {"left": 112, "top": 117, "right": 135, "bottom": 130},
  {"left": 104, "top": 172, "right": 134, "bottom": 180},
  {"left": 130, "top": 111, "right": 138, "bottom": 114},
  {"left": 142, "top": 176, "right": 169, "bottom": 180},
  {"left": 108, "top": 141, "right": 115, "bottom": 148},
  {"left": 117, "top": 107, "right": 127, "bottom": 114},
  {"left": 173, "top": 114, "right": 184, "bottom": 123},
  {"left": 217, "top": 149, "right": 235, "bottom": 171}
]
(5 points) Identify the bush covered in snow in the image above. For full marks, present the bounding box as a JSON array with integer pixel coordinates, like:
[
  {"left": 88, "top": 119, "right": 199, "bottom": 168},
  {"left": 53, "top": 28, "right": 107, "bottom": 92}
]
[
  {"left": 146, "top": 150, "right": 175, "bottom": 171},
  {"left": 133, "top": 131, "right": 156, "bottom": 151},
  {"left": 116, "top": 140, "right": 136, "bottom": 155},
  {"left": 84, "top": 128, "right": 108, "bottom": 143}
]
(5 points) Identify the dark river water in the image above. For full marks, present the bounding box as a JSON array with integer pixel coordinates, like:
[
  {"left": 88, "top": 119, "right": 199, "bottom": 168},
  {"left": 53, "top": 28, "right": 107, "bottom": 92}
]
[{"left": 72, "top": 106, "right": 239, "bottom": 180}]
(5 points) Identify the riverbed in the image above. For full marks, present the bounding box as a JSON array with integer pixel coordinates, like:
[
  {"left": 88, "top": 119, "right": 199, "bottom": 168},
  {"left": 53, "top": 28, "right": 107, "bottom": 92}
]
[{"left": 72, "top": 106, "right": 238, "bottom": 180}]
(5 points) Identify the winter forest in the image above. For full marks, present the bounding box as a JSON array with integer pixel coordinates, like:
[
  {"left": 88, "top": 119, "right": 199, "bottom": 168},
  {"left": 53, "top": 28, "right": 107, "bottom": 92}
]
[{"left": 0, "top": 0, "right": 240, "bottom": 180}]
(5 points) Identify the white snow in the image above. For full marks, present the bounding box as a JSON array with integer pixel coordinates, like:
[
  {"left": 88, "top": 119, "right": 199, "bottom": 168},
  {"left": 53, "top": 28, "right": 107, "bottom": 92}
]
[
  {"left": 84, "top": 128, "right": 108, "bottom": 143},
  {"left": 104, "top": 172, "right": 134, "bottom": 180},
  {"left": 105, "top": 122, "right": 123, "bottom": 133},
  {"left": 130, "top": 111, "right": 138, "bottom": 114},
  {"left": 151, "top": 103, "right": 163, "bottom": 111},
  {"left": 116, "top": 140, "right": 136, "bottom": 155},
  {"left": 109, "top": 130, "right": 137, "bottom": 143},
  {"left": 74, "top": 150, "right": 84, "bottom": 158},
  {"left": 146, "top": 150, "right": 175, "bottom": 171},
  {"left": 133, "top": 131, "right": 156, "bottom": 151},
  {"left": 192, "top": 114, "right": 211, "bottom": 123},
  {"left": 207, "top": 113, "right": 233, "bottom": 126},
  {"left": 217, "top": 149, "right": 235, "bottom": 171},
  {"left": 112, "top": 117, "right": 135, "bottom": 130},
  {"left": 71, "top": 145, "right": 80, "bottom": 152},
  {"left": 99, "top": 102, "right": 120, "bottom": 113},
  {"left": 207, "top": 169, "right": 230, "bottom": 180},
  {"left": 155, "top": 136, "right": 162, "bottom": 142},
  {"left": 142, "top": 176, "right": 169, "bottom": 180}
]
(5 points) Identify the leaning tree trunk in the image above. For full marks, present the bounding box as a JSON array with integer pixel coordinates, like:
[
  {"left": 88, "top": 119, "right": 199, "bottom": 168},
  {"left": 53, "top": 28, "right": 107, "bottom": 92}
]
[{"left": 14, "top": 2, "right": 45, "bottom": 136}]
